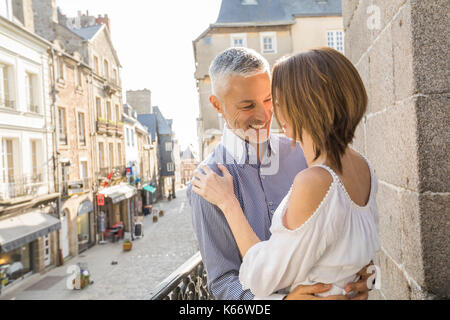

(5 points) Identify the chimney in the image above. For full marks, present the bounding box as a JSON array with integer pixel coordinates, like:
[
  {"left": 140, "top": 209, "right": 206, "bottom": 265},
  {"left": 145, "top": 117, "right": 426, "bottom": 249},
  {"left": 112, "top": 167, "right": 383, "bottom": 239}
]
[
  {"left": 32, "top": 0, "right": 59, "bottom": 41},
  {"left": 12, "top": 0, "right": 35, "bottom": 33},
  {"left": 95, "top": 13, "right": 110, "bottom": 32}
]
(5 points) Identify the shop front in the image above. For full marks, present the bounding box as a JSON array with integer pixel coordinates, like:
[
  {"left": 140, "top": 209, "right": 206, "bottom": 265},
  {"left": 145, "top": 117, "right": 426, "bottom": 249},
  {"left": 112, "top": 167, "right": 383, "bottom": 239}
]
[
  {"left": 77, "top": 200, "right": 94, "bottom": 253},
  {"left": 0, "top": 210, "right": 61, "bottom": 292}
]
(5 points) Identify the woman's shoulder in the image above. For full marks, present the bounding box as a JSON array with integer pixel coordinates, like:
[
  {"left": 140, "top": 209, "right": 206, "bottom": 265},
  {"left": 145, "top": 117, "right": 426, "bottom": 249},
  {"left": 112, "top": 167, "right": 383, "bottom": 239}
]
[{"left": 284, "top": 167, "right": 335, "bottom": 230}]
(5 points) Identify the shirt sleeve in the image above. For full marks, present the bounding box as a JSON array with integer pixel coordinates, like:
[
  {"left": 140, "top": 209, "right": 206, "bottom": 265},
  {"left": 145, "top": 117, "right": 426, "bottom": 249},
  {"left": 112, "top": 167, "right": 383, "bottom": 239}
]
[
  {"left": 187, "top": 183, "right": 254, "bottom": 300},
  {"left": 239, "top": 208, "right": 329, "bottom": 297}
]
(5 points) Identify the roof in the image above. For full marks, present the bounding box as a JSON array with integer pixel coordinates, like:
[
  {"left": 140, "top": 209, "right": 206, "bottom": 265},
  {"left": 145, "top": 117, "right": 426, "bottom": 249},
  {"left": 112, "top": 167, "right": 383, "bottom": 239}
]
[
  {"left": 213, "top": 0, "right": 341, "bottom": 27},
  {"left": 215, "top": 0, "right": 293, "bottom": 26},
  {"left": 70, "top": 24, "right": 103, "bottom": 40},
  {"left": 280, "top": 0, "right": 342, "bottom": 17},
  {"left": 153, "top": 106, "right": 172, "bottom": 136},
  {"left": 137, "top": 114, "right": 157, "bottom": 142},
  {"left": 181, "top": 147, "right": 197, "bottom": 160}
]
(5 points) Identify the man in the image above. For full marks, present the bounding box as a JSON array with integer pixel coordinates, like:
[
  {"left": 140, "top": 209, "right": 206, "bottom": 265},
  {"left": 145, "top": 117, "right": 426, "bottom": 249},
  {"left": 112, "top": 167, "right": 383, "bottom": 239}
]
[{"left": 187, "top": 47, "right": 373, "bottom": 300}]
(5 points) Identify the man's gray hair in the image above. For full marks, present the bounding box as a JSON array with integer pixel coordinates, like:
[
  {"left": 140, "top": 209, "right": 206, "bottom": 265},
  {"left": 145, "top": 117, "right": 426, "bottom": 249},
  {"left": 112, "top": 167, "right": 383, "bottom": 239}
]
[{"left": 209, "top": 47, "right": 270, "bottom": 97}]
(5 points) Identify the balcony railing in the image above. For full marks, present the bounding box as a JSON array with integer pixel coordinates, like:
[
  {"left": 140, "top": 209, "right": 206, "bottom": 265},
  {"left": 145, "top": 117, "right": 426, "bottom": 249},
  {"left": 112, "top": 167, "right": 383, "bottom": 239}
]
[
  {"left": 0, "top": 99, "right": 15, "bottom": 109},
  {"left": 0, "top": 174, "right": 46, "bottom": 201},
  {"left": 96, "top": 166, "right": 126, "bottom": 181},
  {"left": 61, "top": 178, "right": 91, "bottom": 198},
  {"left": 97, "top": 118, "right": 108, "bottom": 135},
  {"left": 106, "top": 121, "right": 116, "bottom": 136},
  {"left": 28, "top": 104, "right": 39, "bottom": 114},
  {"left": 150, "top": 252, "right": 213, "bottom": 300}
]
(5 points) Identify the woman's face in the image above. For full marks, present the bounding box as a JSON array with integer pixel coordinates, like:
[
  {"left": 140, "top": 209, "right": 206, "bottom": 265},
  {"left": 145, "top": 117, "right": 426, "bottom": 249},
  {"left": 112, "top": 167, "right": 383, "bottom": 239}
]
[{"left": 275, "top": 108, "right": 294, "bottom": 140}]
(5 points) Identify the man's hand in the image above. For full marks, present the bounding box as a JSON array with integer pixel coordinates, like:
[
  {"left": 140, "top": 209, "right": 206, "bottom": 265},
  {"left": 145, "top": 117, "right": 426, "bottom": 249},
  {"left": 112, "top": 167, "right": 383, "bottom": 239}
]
[
  {"left": 284, "top": 283, "right": 349, "bottom": 300},
  {"left": 344, "top": 262, "right": 375, "bottom": 300}
]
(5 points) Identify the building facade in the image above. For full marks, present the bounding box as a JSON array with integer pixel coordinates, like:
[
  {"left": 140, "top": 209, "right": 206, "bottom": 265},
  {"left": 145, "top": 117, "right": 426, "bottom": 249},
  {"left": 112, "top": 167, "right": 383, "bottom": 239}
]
[
  {"left": 193, "top": 0, "right": 343, "bottom": 160},
  {"left": 0, "top": 0, "right": 61, "bottom": 293},
  {"left": 180, "top": 146, "right": 199, "bottom": 187}
]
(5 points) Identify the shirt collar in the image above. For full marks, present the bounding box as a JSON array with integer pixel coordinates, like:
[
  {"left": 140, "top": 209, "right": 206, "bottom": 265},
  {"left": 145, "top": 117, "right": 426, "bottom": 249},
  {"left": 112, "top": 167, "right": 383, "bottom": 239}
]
[{"left": 221, "top": 125, "right": 278, "bottom": 167}]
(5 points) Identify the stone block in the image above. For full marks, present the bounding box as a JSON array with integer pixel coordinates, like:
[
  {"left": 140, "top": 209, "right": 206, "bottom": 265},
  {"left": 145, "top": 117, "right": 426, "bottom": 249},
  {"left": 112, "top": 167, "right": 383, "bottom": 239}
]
[
  {"left": 410, "top": 0, "right": 450, "bottom": 95},
  {"left": 416, "top": 94, "right": 450, "bottom": 193},
  {"left": 419, "top": 193, "right": 450, "bottom": 298},
  {"left": 391, "top": 1, "right": 416, "bottom": 102},
  {"left": 371, "top": 0, "right": 407, "bottom": 36},
  {"left": 365, "top": 98, "right": 419, "bottom": 190},
  {"left": 342, "top": 0, "right": 360, "bottom": 30},
  {"left": 376, "top": 250, "right": 411, "bottom": 299},
  {"left": 368, "top": 27, "right": 395, "bottom": 114},
  {"left": 352, "top": 120, "right": 366, "bottom": 154}
]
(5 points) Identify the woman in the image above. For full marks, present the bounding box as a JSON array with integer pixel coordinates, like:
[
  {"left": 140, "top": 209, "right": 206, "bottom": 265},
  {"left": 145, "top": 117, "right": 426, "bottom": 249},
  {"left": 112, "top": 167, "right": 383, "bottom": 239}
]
[{"left": 192, "top": 47, "right": 380, "bottom": 298}]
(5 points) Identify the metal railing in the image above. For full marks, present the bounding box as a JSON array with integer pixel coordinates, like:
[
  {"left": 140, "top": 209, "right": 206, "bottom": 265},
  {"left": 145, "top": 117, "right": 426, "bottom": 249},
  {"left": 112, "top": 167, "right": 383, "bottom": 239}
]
[
  {"left": 0, "top": 174, "right": 45, "bottom": 200},
  {"left": 61, "top": 178, "right": 91, "bottom": 198},
  {"left": 150, "top": 252, "right": 213, "bottom": 300},
  {"left": 0, "top": 99, "right": 15, "bottom": 109},
  {"left": 28, "top": 104, "right": 39, "bottom": 114}
]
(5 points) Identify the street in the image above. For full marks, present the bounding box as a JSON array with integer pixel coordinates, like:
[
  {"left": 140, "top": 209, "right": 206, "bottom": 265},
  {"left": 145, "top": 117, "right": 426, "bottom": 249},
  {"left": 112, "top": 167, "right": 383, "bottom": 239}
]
[{"left": 0, "top": 188, "right": 199, "bottom": 300}]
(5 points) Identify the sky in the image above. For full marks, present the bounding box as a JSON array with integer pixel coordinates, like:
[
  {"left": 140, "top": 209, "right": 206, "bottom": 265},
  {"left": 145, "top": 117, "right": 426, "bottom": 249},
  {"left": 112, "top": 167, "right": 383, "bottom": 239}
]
[{"left": 56, "top": 0, "right": 223, "bottom": 153}]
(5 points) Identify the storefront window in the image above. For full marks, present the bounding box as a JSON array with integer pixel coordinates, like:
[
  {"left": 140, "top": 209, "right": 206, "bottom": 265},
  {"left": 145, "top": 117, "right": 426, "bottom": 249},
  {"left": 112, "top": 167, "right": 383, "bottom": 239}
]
[
  {"left": 77, "top": 212, "right": 90, "bottom": 251},
  {"left": 0, "top": 244, "right": 32, "bottom": 288}
]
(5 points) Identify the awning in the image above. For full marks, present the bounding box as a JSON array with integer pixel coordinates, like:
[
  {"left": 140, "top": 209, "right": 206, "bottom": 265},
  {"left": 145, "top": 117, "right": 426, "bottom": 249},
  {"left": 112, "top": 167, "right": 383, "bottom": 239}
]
[
  {"left": 99, "top": 184, "right": 137, "bottom": 204},
  {"left": 78, "top": 200, "right": 94, "bottom": 216},
  {"left": 0, "top": 211, "right": 61, "bottom": 253},
  {"left": 143, "top": 185, "right": 156, "bottom": 194}
]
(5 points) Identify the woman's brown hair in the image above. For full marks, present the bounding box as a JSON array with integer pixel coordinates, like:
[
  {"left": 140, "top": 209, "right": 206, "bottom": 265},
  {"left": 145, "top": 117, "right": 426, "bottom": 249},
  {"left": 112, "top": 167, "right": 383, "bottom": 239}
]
[{"left": 272, "top": 47, "right": 368, "bottom": 173}]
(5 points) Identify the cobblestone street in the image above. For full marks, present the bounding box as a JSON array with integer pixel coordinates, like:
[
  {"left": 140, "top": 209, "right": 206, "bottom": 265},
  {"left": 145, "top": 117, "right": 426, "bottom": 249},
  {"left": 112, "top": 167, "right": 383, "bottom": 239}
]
[{"left": 0, "top": 188, "right": 199, "bottom": 300}]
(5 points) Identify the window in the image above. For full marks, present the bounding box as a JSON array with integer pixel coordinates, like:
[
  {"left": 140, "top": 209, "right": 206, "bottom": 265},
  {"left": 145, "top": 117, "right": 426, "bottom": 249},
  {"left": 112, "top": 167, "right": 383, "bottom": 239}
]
[
  {"left": 76, "top": 66, "right": 82, "bottom": 88},
  {"left": 57, "top": 56, "right": 64, "bottom": 80},
  {"left": 25, "top": 72, "right": 39, "bottom": 113},
  {"left": 126, "top": 128, "right": 130, "bottom": 146},
  {"left": 167, "top": 162, "right": 174, "bottom": 172},
  {"left": 117, "top": 143, "right": 122, "bottom": 165},
  {"left": 112, "top": 68, "right": 117, "bottom": 84},
  {"left": 327, "top": 31, "right": 345, "bottom": 53},
  {"left": 165, "top": 142, "right": 172, "bottom": 152},
  {"left": 131, "top": 130, "right": 135, "bottom": 147},
  {"left": 108, "top": 143, "right": 114, "bottom": 168},
  {"left": 96, "top": 97, "right": 102, "bottom": 119},
  {"left": 106, "top": 101, "right": 111, "bottom": 121},
  {"left": 103, "top": 59, "right": 109, "bottom": 79},
  {"left": 0, "top": 64, "right": 14, "bottom": 108},
  {"left": 31, "top": 140, "right": 42, "bottom": 182},
  {"left": 0, "top": 0, "right": 12, "bottom": 20},
  {"left": 2, "top": 138, "right": 15, "bottom": 183},
  {"left": 93, "top": 56, "right": 99, "bottom": 74},
  {"left": 80, "top": 161, "right": 88, "bottom": 179},
  {"left": 115, "top": 105, "right": 120, "bottom": 122},
  {"left": 260, "top": 32, "right": 277, "bottom": 54},
  {"left": 58, "top": 107, "right": 67, "bottom": 145},
  {"left": 241, "top": 0, "right": 258, "bottom": 4},
  {"left": 78, "top": 112, "right": 86, "bottom": 146},
  {"left": 98, "top": 142, "right": 104, "bottom": 168},
  {"left": 230, "top": 33, "right": 247, "bottom": 47}
]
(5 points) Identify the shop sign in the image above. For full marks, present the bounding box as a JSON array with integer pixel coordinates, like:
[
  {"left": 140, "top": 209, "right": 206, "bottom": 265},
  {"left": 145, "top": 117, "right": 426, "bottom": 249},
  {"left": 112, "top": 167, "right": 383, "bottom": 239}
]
[{"left": 97, "top": 194, "right": 105, "bottom": 206}]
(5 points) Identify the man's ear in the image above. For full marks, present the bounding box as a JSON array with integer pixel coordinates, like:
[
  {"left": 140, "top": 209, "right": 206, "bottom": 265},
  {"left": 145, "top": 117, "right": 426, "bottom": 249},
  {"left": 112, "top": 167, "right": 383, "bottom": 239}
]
[{"left": 209, "top": 95, "right": 224, "bottom": 115}]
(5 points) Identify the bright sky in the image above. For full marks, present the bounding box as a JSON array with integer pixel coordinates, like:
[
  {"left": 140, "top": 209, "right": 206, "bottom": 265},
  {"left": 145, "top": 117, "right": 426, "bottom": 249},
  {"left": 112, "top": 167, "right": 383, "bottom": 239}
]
[{"left": 56, "top": 0, "right": 223, "bottom": 152}]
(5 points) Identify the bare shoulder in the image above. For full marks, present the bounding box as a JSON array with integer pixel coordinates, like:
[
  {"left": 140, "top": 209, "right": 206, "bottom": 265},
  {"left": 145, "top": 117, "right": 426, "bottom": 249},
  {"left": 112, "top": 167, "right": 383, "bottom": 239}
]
[{"left": 284, "top": 167, "right": 334, "bottom": 230}]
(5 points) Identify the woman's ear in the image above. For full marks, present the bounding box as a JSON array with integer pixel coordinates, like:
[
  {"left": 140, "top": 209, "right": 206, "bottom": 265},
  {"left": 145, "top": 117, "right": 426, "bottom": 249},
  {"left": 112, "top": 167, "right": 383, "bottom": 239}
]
[{"left": 209, "top": 95, "right": 224, "bottom": 115}]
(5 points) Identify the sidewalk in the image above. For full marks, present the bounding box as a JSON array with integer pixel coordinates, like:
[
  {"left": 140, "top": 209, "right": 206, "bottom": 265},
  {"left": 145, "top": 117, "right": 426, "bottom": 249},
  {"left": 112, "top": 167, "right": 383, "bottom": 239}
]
[{"left": 0, "top": 188, "right": 199, "bottom": 300}]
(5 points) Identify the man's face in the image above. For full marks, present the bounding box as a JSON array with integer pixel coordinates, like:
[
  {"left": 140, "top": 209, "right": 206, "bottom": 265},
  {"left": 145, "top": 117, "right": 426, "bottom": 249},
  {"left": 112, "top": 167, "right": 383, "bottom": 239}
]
[{"left": 211, "top": 73, "right": 273, "bottom": 144}]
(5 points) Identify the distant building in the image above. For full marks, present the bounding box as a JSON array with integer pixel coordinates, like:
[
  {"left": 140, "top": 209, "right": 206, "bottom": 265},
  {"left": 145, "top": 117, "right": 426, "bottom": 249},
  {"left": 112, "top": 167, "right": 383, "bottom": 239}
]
[
  {"left": 180, "top": 146, "right": 199, "bottom": 187},
  {"left": 193, "top": 0, "right": 343, "bottom": 160}
]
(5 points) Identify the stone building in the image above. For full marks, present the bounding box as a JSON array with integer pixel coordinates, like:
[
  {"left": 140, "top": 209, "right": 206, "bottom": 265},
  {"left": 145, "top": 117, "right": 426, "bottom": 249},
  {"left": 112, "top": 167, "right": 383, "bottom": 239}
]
[
  {"left": 343, "top": 0, "right": 449, "bottom": 299},
  {"left": 180, "top": 146, "right": 199, "bottom": 187},
  {"left": 193, "top": 0, "right": 343, "bottom": 160},
  {"left": 0, "top": 0, "right": 61, "bottom": 294}
]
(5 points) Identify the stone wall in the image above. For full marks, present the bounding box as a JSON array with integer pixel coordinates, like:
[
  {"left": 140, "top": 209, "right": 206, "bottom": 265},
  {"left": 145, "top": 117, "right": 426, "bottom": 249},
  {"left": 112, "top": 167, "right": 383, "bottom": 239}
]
[
  {"left": 126, "top": 89, "right": 152, "bottom": 115},
  {"left": 343, "top": 0, "right": 449, "bottom": 299}
]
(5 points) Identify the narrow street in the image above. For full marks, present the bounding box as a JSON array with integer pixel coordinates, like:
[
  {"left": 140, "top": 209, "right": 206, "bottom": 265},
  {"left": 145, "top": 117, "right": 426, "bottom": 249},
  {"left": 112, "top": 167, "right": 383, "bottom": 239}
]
[{"left": 0, "top": 188, "right": 199, "bottom": 300}]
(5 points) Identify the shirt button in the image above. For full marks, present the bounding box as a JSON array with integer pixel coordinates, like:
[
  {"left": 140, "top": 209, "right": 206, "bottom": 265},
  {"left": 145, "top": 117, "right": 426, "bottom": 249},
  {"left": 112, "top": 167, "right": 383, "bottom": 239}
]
[
  {"left": 261, "top": 175, "right": 265, "bottom": 180},
  {"left": 270, "top": 210, "right": 275, "bottom": 214},
  {"left": 269, "top": 202, "right": 273, "bottom": 206}
]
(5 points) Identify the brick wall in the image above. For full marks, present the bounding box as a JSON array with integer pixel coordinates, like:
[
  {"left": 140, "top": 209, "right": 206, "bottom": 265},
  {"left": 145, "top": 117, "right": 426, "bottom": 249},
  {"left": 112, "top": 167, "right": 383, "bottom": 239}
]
[{"left": 343, "top": 0, "right": 449, "bottom": 299}]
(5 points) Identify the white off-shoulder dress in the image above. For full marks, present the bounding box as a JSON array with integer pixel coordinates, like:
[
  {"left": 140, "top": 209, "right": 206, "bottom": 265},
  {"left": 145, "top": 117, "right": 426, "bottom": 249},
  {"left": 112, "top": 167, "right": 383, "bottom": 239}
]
[{"left": 239, "top": 160, "right": 380, "bottom": 297}]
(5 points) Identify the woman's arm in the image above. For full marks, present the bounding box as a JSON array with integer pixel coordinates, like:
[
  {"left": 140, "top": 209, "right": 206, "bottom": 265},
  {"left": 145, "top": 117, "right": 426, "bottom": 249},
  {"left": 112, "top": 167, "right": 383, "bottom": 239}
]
[{"left": 192, "top": 164, "right": 261, "bottom": 257}]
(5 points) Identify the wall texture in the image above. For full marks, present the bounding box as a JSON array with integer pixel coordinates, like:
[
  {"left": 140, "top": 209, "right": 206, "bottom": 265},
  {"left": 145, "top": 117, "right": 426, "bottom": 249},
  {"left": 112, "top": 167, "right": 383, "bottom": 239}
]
[{"left": 343, "top": 0, "right": 449, "bottom": 299}]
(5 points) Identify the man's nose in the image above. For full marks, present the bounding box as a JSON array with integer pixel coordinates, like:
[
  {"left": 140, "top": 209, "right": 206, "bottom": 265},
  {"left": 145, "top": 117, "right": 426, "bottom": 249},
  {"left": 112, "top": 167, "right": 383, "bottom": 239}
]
[{"left": 254, "top": 105, "right": 270, "bottom": 123}]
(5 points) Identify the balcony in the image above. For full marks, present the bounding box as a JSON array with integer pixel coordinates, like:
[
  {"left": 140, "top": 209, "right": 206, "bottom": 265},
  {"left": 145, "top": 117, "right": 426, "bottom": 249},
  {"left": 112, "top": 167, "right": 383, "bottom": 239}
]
[
  {"left": 150, "top": 252, "right": 213, "bottom": 300},
  {"left": 115, "top": 122, "right": 124, "bottom": 137},
  {"left": 0, "top": 174, "right": 46, "bottom": 202},
  {"left": 96, "top": 166, "right": 127, "bottom": 186},
  {"left": 96, "top": 118, "right": 108, "bottom": 135},
  {"left": 0, "top": 99, "right": 15, "bottom": 109},
  {"left": 61, "top": 178, "right": 91, "bottom": 199},
  {"left": 106, "top": 121, "right": 116, "bottom": 136}
]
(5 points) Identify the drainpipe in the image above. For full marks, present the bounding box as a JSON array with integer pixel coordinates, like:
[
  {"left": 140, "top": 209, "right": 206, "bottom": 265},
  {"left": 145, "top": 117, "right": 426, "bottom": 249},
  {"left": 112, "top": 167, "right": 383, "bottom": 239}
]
[{"left": 49, "top": 47, "right": 62, "bottom": 266}]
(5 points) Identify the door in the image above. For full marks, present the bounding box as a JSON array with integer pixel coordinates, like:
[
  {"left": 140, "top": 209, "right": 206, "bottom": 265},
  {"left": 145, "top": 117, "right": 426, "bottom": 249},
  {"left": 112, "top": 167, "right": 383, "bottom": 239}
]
[
  {"left": 60, "top": 210, "right": 70, "bottom": 258},
  {"left": 43, "top": 235, "right": 51, "bottom": 267}
]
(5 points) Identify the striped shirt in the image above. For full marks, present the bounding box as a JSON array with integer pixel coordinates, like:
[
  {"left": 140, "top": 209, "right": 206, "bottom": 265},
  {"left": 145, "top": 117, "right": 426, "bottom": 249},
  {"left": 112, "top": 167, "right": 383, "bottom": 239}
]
[{"left": 187, "top": 126, "right": 307, "bottom": 300}]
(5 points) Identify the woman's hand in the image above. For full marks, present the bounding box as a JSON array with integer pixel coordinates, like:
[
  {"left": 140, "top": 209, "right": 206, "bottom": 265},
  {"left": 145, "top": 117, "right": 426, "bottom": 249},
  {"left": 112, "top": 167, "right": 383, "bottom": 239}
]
[{"left": 192, "top": 164, "right": 237, "bottom": 211}]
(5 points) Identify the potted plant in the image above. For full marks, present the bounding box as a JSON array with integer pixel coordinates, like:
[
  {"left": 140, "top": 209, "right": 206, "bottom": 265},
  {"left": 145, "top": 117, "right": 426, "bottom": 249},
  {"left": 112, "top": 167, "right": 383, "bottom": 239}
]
[{"left": 123, "top": 239, "right": 132, "bottom": 251}]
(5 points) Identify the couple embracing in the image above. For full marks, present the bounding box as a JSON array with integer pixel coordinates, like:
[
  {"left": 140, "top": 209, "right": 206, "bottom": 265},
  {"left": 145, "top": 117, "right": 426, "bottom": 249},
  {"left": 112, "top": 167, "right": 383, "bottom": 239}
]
[{"left": 187, "top": 47, "right": 380, "bottom": 300}]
